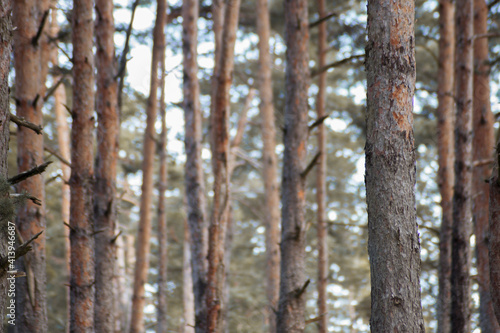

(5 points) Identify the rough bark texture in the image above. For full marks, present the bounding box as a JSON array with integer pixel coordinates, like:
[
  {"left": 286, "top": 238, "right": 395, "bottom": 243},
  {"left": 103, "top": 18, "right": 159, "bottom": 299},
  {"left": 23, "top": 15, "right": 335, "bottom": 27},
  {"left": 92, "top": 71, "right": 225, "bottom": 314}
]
[
  {"left": 13, "top": 0, "right": 48, "bottom": 331},
  {"left": 94, "top": 0, "right": 119, "bottom": 331},
  {"left": 316, "top": 0, "right": 328, "bottom": 330},
  {"left": 255, "top": 0, "right": 281, "bottom": 330},
  {"left": 276, "top": 0, "right": 310, "bottom": 331},
  {"left": 206, "top": 0, "right": 240, "bottom": 330},
  {"left": 472, "top": 0, "right": 499, "bottom": 331},
  {"left": 70, "top": 0, "right": 95, "bottom": 331},
  {"left": 436, "top": 0, "right": 455, "bottom": 331},
  {"left": 490, "top": 171, "right": 500, "bottom": 325},
  {"left": 183, "top": 217, "right": 196, "bottom": 333},
  {"left": 182, "top": 0, "right": 209, "bottom": 330},
  {"left": 129, "top": 0, "right": 166, "bottom": 331},
  {"left": 0, "top": 2, "right": 12, "bottom": 332},
  {"left": 365, "top": 0, "right": 425, "bottom": 331},
  {"left": 451, "top": 0, "right": 473, "bottom": 329}
]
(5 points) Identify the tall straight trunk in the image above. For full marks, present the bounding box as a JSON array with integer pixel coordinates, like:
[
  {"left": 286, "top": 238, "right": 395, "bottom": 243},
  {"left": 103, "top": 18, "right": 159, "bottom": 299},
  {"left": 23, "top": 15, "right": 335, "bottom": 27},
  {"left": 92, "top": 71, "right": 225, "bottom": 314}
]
[
  {"left": 0, "top": 2, "right": 12, "bottom": 332},
  {"left": 490, "top": 158, "right": 500, "bottom": 324},
  {"left": 13, "top": 0, "right": 48, "bottom": 331},
  {"left": 129, "top": 0, "right": 166, "bottom": 331},
  {"left": 436, "top": 0, "right": 455, "bottom": 331},
  {"left": 183, "top": 217, "right": 195, "bottom": 333},
  {"left": 207, "top": 0, "right": 240, "bottom": 331},
  {"left": 70, "top": 0, "right": 95, "bottom": 331},
  {"left": 94, "top": 0, "right": 119, "bottom": 331},
  {"left": 182, "top": 0, "right": 209, "bottom": 330},
  {"left": 451, "top": 0, "right": 473, "bottom": 329},
  {"left": 49, "top": 6, "right": 71, "bottom": 331},
  {"left": 276, "top": 0, "right": 309, "bottom": 331},
  {"left": 255, "top": 0, "right": 281, "bottom": 330},
  {"left": 365, "top": 0, "right": 425, "bottom": 331},
  {"left": 315, "top": 0, "right": 328, "bottom": 330},
  {"left": 156, "top": 32, "right": 168, "bottom": 333}
]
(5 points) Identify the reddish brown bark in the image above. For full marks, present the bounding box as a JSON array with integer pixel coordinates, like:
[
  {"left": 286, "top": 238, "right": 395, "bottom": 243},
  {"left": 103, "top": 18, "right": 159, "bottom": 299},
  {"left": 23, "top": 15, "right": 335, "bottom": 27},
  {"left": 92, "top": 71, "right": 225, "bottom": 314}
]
[
  {"left": 70, "top": 0, "right": 95, "bottom": 331},
  {"left": 13, "top": 0, "right": 49, "bottom": 331},
  {"left": 255, "top": 0, "right": 281, "bottom": 330},
  {"left": 451, "top": 0, "right": 474, "bottom": 329},
  {"left": 183, "top": 216, "right": 195, "bottom": 333},
  {"left": 489, "top": 169, "right": 500, "bottom": 325},
  {"left": 94, "top": 0, "right": 119, "bottom": 331},
  {"left": 436, "top": 0, "right": 455, "bottom": 331},
  {"left": 129, "top": 0, "right": 166, "bottom": 331},
  {"left": 207, "top": 0, "right": 240, "bottom": 330},
  {"left": 276, "top": 0, "right": 310, "bottom": 330}
]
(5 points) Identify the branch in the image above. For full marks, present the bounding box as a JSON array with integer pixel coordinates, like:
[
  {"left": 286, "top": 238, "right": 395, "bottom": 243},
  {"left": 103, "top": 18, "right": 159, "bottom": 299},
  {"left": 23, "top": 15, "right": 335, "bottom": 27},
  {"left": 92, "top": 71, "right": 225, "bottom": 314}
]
[
  {"left": 32, "top": 10, "right": 50, "bottom": 47},
  {"left": 44, "top": 75, "right": 66, "bottom": 101},
  {"left": 311, "top": 54, "right": 364, "bottom": 77},
  {"left": 488, "top": 0, "right": 500, "bottom": 9},
  {"left": 9, "top": 113, "right": 43, "bottom": 135},
  {"left": 305, "top": 313, "right": 328, "bottom": 325},
  {"left": 0, "top": 231, "right": 44, "bottom": 270},
  {"left": 231, "top": 88, "right": 256, "bottom": 148},
  {"left": 308, "top": 115, "right": 329, "bottom": 133},
  {"left": 233, "top": 147, "right": 262, "bottom": 172},
  {"left": 309, "top": 12, "right": 338, "bottom": 28},
  {"left": 327, "top": 221, "right": 367, "bottom": 228},
  {"left": 474, "top": 158, "right": 494, "bottom": 167},
  {"left": 44, "top": 145, "right": 71, "bottom": 167},
  {"left": 472, "top": 32, "right": 500, "bottom": 41},
  {"left": 295, "top": 279, "right": 310, "bottom": 298},
  {"left": 8, "top": 161, "right": 53, "bottom": 185},
  {"left": 10, "top": 193, "right": 42, "bottom": 206},
  {"left": 301, "top": 152, "right": 321, "bottom": 179}
]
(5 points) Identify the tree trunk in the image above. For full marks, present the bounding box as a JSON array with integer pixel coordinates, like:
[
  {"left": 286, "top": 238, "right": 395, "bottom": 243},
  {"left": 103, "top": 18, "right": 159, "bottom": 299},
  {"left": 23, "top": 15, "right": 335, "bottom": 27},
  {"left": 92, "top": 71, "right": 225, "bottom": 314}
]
[
  {"left": 13, "top": 0, "right": 49, "bottom": 331},
  {"left": 156, "top": 32, "right": 168, "bottom": 333},
  {"left": 182, "top": 0, "right": 209, "bottom": 330},
  {"left": 94, "top": 0, "right": 119, "bottom": 331},
  {"left": 451, "top": 0, "right": 473, "bottom": 329},
  {"left": 70, "top": 0, "right": 95, "bottom": 331},
  {"left": 436, "top": 0, "right": 455, "bottom": 331},
  {"left": 489, "top": 162, "right": 500, "bottom": 325},
  {"left": 255, "top": 0, "right": 281, "bottom": 330},
  {"left": 472, "top": 0, "right": 499, "bottom": 331},
  {"left": 276, "top": 0, "right": 310, "bottom": 331},
  {"left": 315, "top": 0, "right": 328, "bottom": 331},
  {"left": 206, "top": 0, "right": 240, "bottom": 330},
  {"left": 183, "top": 216, "right": 195, "bottom": 333},
  {"left": 129, "top": 0, "right": 166, "bottom": 331},
  {"left": 0, "top": 2, "right": 12, "bottom": 332},
  {"left": 365, "top": 0, "right": 425, "bottom": 331}
]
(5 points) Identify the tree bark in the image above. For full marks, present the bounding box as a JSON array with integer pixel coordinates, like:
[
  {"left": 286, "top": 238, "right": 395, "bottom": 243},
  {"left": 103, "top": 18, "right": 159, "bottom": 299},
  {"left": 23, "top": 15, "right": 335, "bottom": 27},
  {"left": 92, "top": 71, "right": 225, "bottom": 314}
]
[
  {"left": 70, "top": 0, "right": 95, "bottom": 331},
  {"left": 182, "top": 0, "right": 209, "bottom": 330},
  {"left": 489, "top": 164, "right": 500, "bottom": 325},
  {"left": 316, "top": 0, "right": 328, "bottom": 330},
  {"left": 94, "top": 0, "right": 119, "bottom": 331},
  {"left": 183, "top": 216, "right": 195, "bottom": 333},
  {"left": 13, "top": 0, "right": 49, "bottom": 331},
  {"left": 472, "top": 0, "right": 499, "bottom": 331},
  {"left": 129, "top": 0, "right": 166, "bottom": 331},
  {"left": 255, "top": 0, "right": 281, "bottom": 330},
  {"left": 365, "top": 0, "right": 425, "bottom": 331},
  {"left": 206, "top": 0, "right": 240, "bottom": 330},
  {"left": 451, "top": 0, "right": 474, "bottom": 329},
  {"left": 276, "top": 0, "right": 310, "bottom": 331}
]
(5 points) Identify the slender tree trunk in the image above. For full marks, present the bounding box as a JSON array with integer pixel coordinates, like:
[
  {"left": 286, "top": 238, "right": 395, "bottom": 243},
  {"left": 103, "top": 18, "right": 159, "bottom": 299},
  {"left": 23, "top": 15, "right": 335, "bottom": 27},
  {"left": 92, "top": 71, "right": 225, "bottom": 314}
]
[
  {"left": 316, "top": 0, "right": 328, "bottom": 330},
  {"left": 276, "top": 0, "right": 309, "bottom": 331},
  {"left": 472, "top": 0, "right": 499, "bottom": 331},
  {"left": 13, "top": 0, "right": 48, "bottom": 331},
  {"left": 94, "top": 0, "right": 119, "bottom": 331},
  {"left": 182, "top": 0, "right": 209, "bottom": 329},
  {"left": 451, "top": 0, "right": 473, "bottom": 329},
  {"left": 70, "top": 0, "right": 95, "bottom": 331},
  {"left": 365, "top": 0, "right": 425, "bottom": 331},
  {"left": 49, "top": 6, "right": 72, "bottom": 332},
  {"left": 489, "top": 157, "right": 500, "bottom": 324},
  {"left": 436, "top": 0, "right": 455, "bottom": 331},
  {"left": 207, "top": 0, "right": 240, "bottom": 330},
  {"left": 156, "top": 32, "right": 168, "bottom": 333},
  {"left": 255, "top": 0, "right": 281, "bottom": 330},
  {"left": 129, "top": 0, "right": 166, "bottom": 331},
  {"left": 0, "top": 2, "right": 12, "bottom": 332},
  {"left": 183, "top": 216, "right": 195, "bottom": 333}
]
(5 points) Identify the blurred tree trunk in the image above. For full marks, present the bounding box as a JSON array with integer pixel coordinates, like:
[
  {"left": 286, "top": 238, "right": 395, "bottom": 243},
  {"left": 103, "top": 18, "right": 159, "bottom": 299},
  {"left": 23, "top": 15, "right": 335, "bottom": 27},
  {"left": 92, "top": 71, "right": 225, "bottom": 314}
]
[
  {"left": 49, "top": 5, "right": 71, "bottom": 332},
  {"left": 182, "top": 0, "right": 209, "bottom": 330},
  {"left": 472, "top": 0, "right": 499, "bottom": 331},
  {"left": 490, "top": 157, "right": 500, "bottom": 325},
  {"left": 207, "top": 0, "right": 240, "bottom": 330},
  {"left": 94, "top": 0, "right": 119, "bottom": 331},
  {"left": 70, "top": 0, "right": 95, "bottom": 331},
  {"left": 365, "top": 0, "right": 425, "bottom": 331},
  {"left": 276, "top": 0, "right": 310, "bottom": 330},
  {"left": 436, "top": 0, "right": 455, "bottom": 331},
  {"left": 0, "top": 1, "right": 12, "bottom": 332},
  {"left": 315, "top": 0, "right": 328, "bottom": 330},
  {"left": 129, "top": 0, "right": 166, "bottom": 331},
  {"left": 13, "top": 0, "right": 49, "bottom": 331},
  {"left": 451, "top": 0, "right": 473, "bottom": 329},
  {"left": 183, "top": 216, "right": 195, "bottom": 333},
  {"left": 156, "top": 32, "right": 168, "bottom": 333},
  {"left": 255, "top": 0, "right": 281, "bottom": 330}
]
